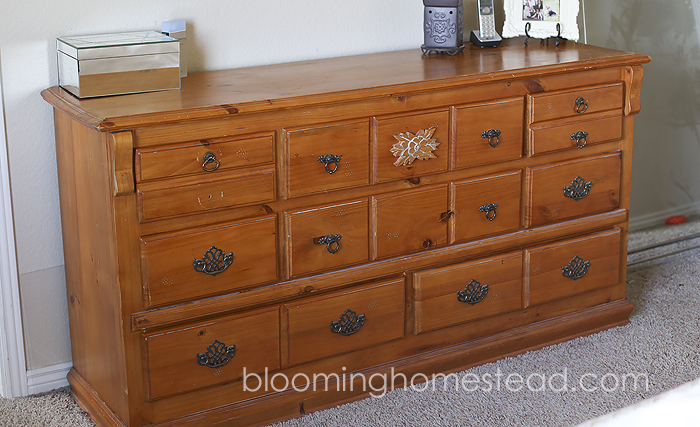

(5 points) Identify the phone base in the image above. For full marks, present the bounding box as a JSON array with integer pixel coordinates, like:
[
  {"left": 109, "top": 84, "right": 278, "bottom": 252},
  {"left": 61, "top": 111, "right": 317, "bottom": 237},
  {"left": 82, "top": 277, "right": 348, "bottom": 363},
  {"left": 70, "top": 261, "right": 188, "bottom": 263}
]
[{"left": 470, "top": 30, "right": 502, "bottom": 48}]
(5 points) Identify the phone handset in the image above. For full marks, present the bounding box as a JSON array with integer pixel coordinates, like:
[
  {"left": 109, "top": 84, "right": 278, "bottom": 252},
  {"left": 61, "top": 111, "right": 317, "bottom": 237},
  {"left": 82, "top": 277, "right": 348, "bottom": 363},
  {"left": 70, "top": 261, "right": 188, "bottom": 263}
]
[{"left": 471, "top": 0, "right": 502, "bottom": 47}]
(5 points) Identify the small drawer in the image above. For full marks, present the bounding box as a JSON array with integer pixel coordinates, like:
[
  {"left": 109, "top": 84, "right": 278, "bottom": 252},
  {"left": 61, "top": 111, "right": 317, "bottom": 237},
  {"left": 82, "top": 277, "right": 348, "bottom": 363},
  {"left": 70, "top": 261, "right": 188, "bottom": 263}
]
[
  {"left": 140, "top": 215, "right": 278, "bottom": 307},
  {"left": 453, "top": 171, "right": 522, "bottom": 243},
  {"left": 454, "top": 97, "right": 524, "bottom": 169},
  {"left": 527, "top": 152, "right": 621, "bottom": 228},
  {"left": 137, "top": 167, "right": 275, "bottom": 221},
  {"left": 376, "top": 110, "right": 450, "bottom": 183},
  {"left": 525, "top": 229, "right": 621, "bottom": 306},
  {"left": 286, "top": 121, "right": 370, "bottom": 198},
  {"left": 143, "top": 307, "right": 280, "bottom": 399},
  {"left": 529, "top": 83, "right": 624, "bottom": 123},
  {"left": 135, "top": 133, "right": 274, "bottom": 182},
  {"left": 529, "top": 112, "right": 623, "bottom": 156},
  {"left": 413, "top": 252, "right": 522, "bottom": 334},
  {"left": 374, "top": 185, "right": 449, "bottom": 259},
  {"left": 285, "top": 278, "right": 404, "bottom": 366},
  {"left": 285, "top": 199, "right": 369, "bottom": 277}
]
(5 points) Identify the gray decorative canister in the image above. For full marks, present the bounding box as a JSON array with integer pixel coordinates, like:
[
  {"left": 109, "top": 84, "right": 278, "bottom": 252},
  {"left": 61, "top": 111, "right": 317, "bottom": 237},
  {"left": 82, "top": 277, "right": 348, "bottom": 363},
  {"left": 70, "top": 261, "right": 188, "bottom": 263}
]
[{"left": 422, "top": 0, "right": 464, "bottom": 55}]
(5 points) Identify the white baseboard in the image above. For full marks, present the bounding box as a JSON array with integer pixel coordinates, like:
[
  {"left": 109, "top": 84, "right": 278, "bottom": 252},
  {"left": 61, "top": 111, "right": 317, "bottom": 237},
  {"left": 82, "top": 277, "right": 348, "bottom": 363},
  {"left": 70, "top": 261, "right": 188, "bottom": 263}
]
[
  {"left": 629, "top": 202, "right": 700, "bottom": 231},
  {"left": 26, "top": 362, "right": 71, "bottom": 395}
]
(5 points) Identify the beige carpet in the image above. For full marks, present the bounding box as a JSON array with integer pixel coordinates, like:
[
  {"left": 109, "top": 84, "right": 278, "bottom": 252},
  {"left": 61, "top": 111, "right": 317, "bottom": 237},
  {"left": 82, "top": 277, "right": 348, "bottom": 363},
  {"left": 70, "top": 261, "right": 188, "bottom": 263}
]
[{"left": 2, "top": 224, "right": 700, "bottom": 426}]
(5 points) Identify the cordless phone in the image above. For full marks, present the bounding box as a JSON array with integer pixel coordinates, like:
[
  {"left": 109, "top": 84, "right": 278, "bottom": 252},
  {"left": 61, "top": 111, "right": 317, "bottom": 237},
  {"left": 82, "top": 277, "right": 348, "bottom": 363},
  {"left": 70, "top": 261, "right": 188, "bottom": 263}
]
[{"left": 470, "top": 0, "right": 502, "bottom": 47}]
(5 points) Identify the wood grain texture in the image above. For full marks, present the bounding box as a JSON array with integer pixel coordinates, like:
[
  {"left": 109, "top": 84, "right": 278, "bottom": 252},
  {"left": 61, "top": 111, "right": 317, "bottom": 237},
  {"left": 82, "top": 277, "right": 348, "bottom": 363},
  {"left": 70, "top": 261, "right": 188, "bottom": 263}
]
[
  {"left": 110, "top": 131, "right": 135, "bottom": 196},
  {"left": 529, "top": 111, "right": 623, "bottom": 156},
  {"left": 624, "top": 65, "right": 645, "bottom": 116},
  {"left": 528, "top": 83, "right": 625, "bottom": 124}
]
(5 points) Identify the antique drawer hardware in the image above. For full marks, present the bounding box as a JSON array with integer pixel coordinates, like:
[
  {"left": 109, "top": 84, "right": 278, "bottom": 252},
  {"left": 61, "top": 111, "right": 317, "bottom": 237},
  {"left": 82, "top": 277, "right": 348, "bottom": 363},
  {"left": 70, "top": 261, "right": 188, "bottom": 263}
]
[
  {"left": 193, "top": 246, "right": 234, "bottom": 276},
  {"left": 391, "top": 126, "right": 439, "bottom": 167},
  {"left": 202, "top": 151, "right": 220, "bottom": 172},
  {"left": 562, "top": 255, "right": 590, "bottom": 280},
  {"left": 575, "top": 96, "right": 588, "bottom": 114},
  {"left": 317, "top": 154, "right": 342, "bottom": 174},
  {"left": 196, "top": 339, "right": 236, "bottom": 368},
  {"left": 478, "top": 203, "right": 499, "bottom": 221},
  {"left": 330, "top": 309, "right": 365, "bottom": 336},
  {"left": 481, "top": 129, "right": 502, "bottom": 148},
  {"left": 563, "top": 176, "right": 592, "bottom": 201},
  {"left": 457, "top": 279, "right": 489, "bottom": 305},
  {"left": 570, "top": 131, "right": 589, "bottom": 149},
  {"left": 313, "top": 234, "right": 342, "bottom": 254}
]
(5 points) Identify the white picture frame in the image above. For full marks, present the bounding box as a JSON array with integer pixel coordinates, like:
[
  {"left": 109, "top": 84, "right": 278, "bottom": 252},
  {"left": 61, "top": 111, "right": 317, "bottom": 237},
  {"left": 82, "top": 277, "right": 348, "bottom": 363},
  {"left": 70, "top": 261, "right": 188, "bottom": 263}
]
[{"left": 502, "top": 0, "right": 580, "bottom": 42}]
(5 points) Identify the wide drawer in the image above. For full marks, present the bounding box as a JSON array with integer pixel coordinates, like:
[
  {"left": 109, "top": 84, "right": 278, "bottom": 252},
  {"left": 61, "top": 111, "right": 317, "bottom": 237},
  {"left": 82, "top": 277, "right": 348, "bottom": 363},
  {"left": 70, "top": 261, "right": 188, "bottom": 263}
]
[
  {"left": 143, "top": 307, "right": 280, "bottom": 400},
  {"left": 525, "top": 229, "right": 622, "bottom": 306},
  {"left": 529, "top": 111, "right": 623, "bottom": 156},
  {"left": 285, "top": 199, "right": 369, "bottom": 277},
  {"left": 454, "top": 97, "right": 524, "bottom": 169},
  {"left": 285, "top": 121, "right": 370, "bottom": 198},
  {"left": 413, "top": 252, "right": 523, "bottom": 334},
  {"left": 529, "top": 82, "right": 624, "bottom": 123},
  {"left": 527, "top": 152, "right": 621, "bottom": 228},
  {"left": 135, "top": 133, "right": 274, "bottom": 181},
  {"left": 285, "top": 278, "right": 405, "bottom": 366},
  {"left": 140, "top": 215, "right": 278, "bottom": 306}
]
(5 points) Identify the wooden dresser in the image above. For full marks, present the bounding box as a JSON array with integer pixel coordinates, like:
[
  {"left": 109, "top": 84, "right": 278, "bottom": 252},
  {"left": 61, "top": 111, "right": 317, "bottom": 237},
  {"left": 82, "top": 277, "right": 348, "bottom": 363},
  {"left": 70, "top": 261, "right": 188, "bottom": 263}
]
[{"left": 42, "top": 39, "right": 650, "bottom": 427}]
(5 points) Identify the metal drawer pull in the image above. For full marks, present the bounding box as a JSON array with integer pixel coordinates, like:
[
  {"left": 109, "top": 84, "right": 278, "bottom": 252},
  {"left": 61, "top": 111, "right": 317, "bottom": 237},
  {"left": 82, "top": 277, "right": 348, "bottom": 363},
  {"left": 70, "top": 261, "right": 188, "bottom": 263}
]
[
  {"left": 317, "top": 154, "right": 342, "bottom": 174},
  {"left": 202, "top": 151, "right": 220, "bottom": 172},
  {"left": 313, "top": 234, "right": 342, "bottom": 254},
  {"left": 193, "top": 246, "right": 234, "bottom": 276},
  {"left": 571, "top": 131, "right": 589, "bottom": 149},
  {"left": 196, "top": 340, "right": 236, "bottom": 368},
  {"left": 457, "top": 279, "right": 488, "bottom": 305},
  {"left": 563, "top": 176, "right": 592, "bottom": 201},
  {"left": 562, "top": 255, "right": 590, "bottom": 280},
  {"left": 331, "top": 309, "right": 365, "bottom": 336},
  {"left": 481, "top": 129, "right": 502, "bottom": 148},
  {"left": 478, "top": 203, "right": 499, "bottom": 221},
  {"left": 575, "top": 97, "right": 588, "bottom": 114}
]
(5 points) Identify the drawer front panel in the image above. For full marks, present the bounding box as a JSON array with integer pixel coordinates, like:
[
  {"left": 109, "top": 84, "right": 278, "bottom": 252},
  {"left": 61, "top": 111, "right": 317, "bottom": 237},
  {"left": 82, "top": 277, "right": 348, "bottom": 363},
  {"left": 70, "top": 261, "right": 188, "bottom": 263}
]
[
  {"left": 286, "top": 121, "right": 370, "bottom": 197},
  {"left": 453, "top": 171, "right": 522, "bottom": 243},
  {"left": 413, "top": 252, "right": 523, "bottom": 334},
  {"left": 144, "top": 307, "right": 280, "bottom": 399},
  {"left": 374, "top": 185, "right": 449, "bottom": 259},
  {"left": 141, "top": 216, "right": 278, "bottom": 306},
  {"left": 455, "top": 98, "right": 524, "bottom": 169},
  {"left": 376, "top": 110, "right": 450, "bottom": 183},
  {"left": 136, "top": 133, "right": 274, "bottom": 181},
  {"left": 529, "top": 112, "right": 623, "bottom": 156},
  {"left": 529, "top": 83, "right": 624, "bottom": 123},
  {"left": 137, "top": 168, "right": 275, "bottom": 221},
  {"left": 527, "top": 152, "right": 621, "bottom": 228},
  {"left": 286, "top": 278, "right": 405, "bottom": 366},
  {"left": 286, "top": 199, "right": 369, "bottom": 277},
  {"left": 526, "top": 229, "right": 621, "bottom": 306}
]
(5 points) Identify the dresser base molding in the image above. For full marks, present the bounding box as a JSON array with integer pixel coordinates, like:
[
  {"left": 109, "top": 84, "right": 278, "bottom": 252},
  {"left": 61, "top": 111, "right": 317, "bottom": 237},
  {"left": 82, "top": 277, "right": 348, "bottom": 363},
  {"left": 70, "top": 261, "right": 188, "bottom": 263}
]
[{"left": 68, "top": 369, "right": 128, "bottom": 427}]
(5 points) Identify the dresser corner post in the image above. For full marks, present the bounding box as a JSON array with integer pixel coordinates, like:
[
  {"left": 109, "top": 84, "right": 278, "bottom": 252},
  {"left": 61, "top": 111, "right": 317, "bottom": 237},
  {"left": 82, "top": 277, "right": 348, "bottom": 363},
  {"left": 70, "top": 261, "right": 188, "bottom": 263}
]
[
  {"left": 623, "top": 65, "right": 645, "bottom": 116},
  {"left": 109, "top": 131, "right": 135, "bottom": 197}
]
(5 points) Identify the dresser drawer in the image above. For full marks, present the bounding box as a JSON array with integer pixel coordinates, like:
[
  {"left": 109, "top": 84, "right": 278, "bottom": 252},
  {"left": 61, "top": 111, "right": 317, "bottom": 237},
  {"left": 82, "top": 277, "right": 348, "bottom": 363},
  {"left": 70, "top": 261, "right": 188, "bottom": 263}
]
[
  {"left": 140, "top": 215, "right": 278, "bottom": 307},
  {"left": 143, "top": 307, "right": 280, "bottom": 400},
  {"left": 285, "top": 278, "right": 404, "bottom": 366},
  {"left": 413, "top": 252, "right": 522, "bottom": 334},
  {"left": 376, "top": 110, "right": 450, "bottom": 183},
  {"left": 529, "top": 112, "right": 623, "bottom": 156},
  {"left": 529, "top": 82, "right": 624, "bottom": 123},
  {"left": 137, "top": 167, "right": 275, "bottom": 221},
  {"left": 527, "top": 152, "right": 621, "bottom": 228},
  {"left": 286, "top": 121, "right": 370, "bottom": 198},
  {"left": 453, "top": 171, "right": 522, "bottom": 243},
  {"left": 135, "top": 133, "right": 274, "bottom": 182},
  {"left": 526, "top": 229, "right": 621, "bottom": 306},
  {"left": 285, "top": 199, "right": 369, "bottom": 277},
  {"left": 374, "top": 185, "right": 449, "bottom": 259},
  {"left": 454, "top": 97, "right": 524, "bottom": 169}
]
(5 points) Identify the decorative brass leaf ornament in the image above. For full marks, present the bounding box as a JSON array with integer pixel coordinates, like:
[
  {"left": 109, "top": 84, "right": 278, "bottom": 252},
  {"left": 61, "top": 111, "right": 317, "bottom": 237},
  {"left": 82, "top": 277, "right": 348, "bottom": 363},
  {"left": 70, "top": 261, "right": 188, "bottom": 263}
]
[{"left": 390, "top": 127, "right": 440, "bottom": 167}]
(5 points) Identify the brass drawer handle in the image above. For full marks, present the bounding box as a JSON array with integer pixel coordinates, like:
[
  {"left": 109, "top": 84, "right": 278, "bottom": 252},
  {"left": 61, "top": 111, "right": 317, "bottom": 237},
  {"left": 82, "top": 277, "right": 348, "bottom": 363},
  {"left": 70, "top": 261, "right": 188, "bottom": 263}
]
[
  {"left": 563, "top": 176, "right": 592, "bottom": 201},
  {"left": 196, "top": 340, "right": 236, "bottom": 368},
  {"left": 478, "top": 203, "right": 499, "bottom": 221},
  {"left": 193, "top": 246, "right": 234, "bottom": 276},
  {"left": 317, "top": 154, "right": 342, "bottom": 174},
  {"left": 457, "top": 279, "right": 489, "bottom": 305},
  {"left": 575, "top": 97, "right": 588, "bottom": 114},
  {"left": 571, "top": 131, "right": 589, "bottom": 149},
  {"left": 562, "top": 255, "right": 590, "bottom": 280},
  {"left": 202, "top": 151, "right": 220, "bottom": 172},
  {"left": 330, "top": 309, "right": 365, "bottom": 336},
  {"left": 481, "top": 129, "right": 502, "bottom": 148},
  {"left": 313, "top": 234, "right": 342, "bottom": 254}
]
